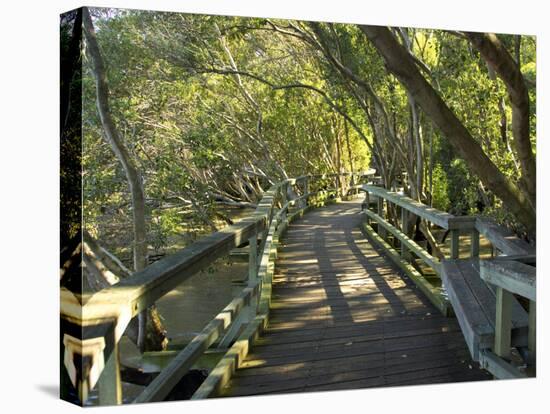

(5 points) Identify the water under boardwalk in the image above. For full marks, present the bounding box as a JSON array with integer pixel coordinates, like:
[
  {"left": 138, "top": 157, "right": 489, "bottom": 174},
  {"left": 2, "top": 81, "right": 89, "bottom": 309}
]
[{"left": 220, "top": 199, "right": 491, "bottom": 397}]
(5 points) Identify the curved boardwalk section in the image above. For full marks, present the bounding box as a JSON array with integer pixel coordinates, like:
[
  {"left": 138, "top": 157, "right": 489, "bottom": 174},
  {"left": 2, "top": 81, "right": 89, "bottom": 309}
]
[{"left": 221, "top": 200, "right": 490, "bottom": 397}]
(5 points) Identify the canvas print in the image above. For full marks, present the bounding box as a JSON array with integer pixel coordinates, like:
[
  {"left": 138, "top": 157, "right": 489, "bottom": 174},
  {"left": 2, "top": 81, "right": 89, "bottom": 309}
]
[{"left": 60, "top": 6, "right": 536, "bottom": 406}]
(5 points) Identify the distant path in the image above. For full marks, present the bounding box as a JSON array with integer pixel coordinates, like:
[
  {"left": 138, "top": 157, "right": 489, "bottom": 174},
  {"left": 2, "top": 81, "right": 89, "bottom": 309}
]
[{"left": 221, "top": 200, "right": 491, "bottom": 396}]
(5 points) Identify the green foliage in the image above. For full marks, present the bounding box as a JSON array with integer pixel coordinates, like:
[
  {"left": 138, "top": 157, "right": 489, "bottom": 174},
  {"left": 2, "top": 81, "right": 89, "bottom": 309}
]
[
  {"left": 81, "top": 8, "right": 535, "bottom": 259},
  {"left": 431, "top": 164, "right": 449, "bottom": 211}
]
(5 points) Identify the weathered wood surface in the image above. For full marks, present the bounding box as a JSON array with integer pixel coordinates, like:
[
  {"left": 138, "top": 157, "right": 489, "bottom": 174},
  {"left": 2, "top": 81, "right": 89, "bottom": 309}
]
[
  {"left": 359, "top": 221, "right": 449, "bottom": 316},
  {"left": 441, "top": 258, "right": 529, "bottom": 361},
  {"left": 220, "top": 201, "right": 490, "bottom": 397},
  {"left": 134, "top": 283, "right": 259, "bottom": 403},
  {"left": 361, "top": 185, "right": 477, "bottom": 232},
  {"left": 475, "top": 217, "right": 535, "bottom": 256},
  {"left": 480, "top": 258, "right": 536, "bottom": 301},
  {"left": 362, "top": 208, "right": 441, "bottom": 274}
]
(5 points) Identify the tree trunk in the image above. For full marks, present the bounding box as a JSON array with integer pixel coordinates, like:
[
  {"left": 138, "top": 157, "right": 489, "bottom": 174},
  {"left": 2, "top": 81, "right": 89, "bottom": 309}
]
[
  {"left": 465, "top": 32, "right": 535, "bottom": 212},
  {"left": 360, "top": 25, "right": 535, "bottom": 238},
  {"left": 344, "top": 118, "right": 355, "bottom": 174},
  {"left": 60, "top": 9, "right": 82, "bottom": 131},
  {"left": 83, "top": 8, "right": 165, "bottom": 351}
]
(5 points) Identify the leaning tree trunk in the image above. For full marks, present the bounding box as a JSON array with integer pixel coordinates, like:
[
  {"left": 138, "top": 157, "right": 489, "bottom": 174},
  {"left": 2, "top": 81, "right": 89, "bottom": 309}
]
[
  {"left": 360, "top": 25, "right": 536, "bottom": 238},
  {"left": 465, "top": 32, "right": 536, "bottom": 211},
  {"left": 83, "top": 8, "right": 167, "bottom": 352}
]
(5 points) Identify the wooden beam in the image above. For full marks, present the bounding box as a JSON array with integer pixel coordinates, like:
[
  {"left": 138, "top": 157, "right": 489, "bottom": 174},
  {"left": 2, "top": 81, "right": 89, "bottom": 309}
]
[
  {"left": 479, "top": 350, "right": 527, "bottom": 379},
  {"left": 476, "top": 217, "right": 535, "bottom": 256},
  {"left": 363, "top": 209, "right": 440, "bottom": 273},
  {"left": 362, "top": 185, "right": 455, "bottom": 229},
  {"left": 99, "top": 341, "right": 122, "bottom": 405},
  {"left": 470, "top": 228, "right": 480, "bottom": 258},
  {"left": 480, "top": 259, "right": 536, "bottom": 301},
  {"left": 494, "top": 287, "right": 513, "bottom": 359},
  {"left": 401, "top": 208, "right": 410, "bottom": 261},
  {"left": 360, "top": 221, "right": 449, "bottom": 315},
  {"left": 377, "top": 197, "right": 386, "bottom": 239},
  {"left": 450, "top": 229, "right": 460, "bottom": 259},
  {"left": 133, "top": 283, "right": 258, "bottom": 403},
  {"left": 191, "top": 315, "right": 266, "bottom": 399}
]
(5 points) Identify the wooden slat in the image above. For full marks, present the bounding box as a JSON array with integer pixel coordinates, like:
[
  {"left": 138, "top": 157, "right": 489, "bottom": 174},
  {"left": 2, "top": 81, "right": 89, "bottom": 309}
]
[
  {"left": 134, "top": 283, "right": 258, "bottom": 403},
  {"left": 441, "top": 258, "right": 529, "bottom": 361},
  {"left": 219, "top": 200, "right": 488, "bottom": 398},
  {"left": 454, "top": 259, "right": 529, "bottom": 332},
  {"left": 362, "top": 209, "right": 440, "bottom": 273},
  {"left": 480, "top": 259, "right": 536, "bottom": 301},
  {"left": 360, "top": 222, "right": 449, "bottom": 315},
  {"left": 475, "top": 217, "right": 535, "bottom": 256},
  {"left": 441, "top": 260, "right": 493, "bottom": 359},
  {"left": 479, "top": 350, "right": 527, "bottom": 379},
  {"left": 361, "top": 185, "right": 454, "bottom": 228}
]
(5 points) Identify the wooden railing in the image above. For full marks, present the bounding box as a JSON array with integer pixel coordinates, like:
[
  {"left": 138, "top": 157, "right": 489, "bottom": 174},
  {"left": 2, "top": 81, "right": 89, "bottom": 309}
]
[
  {"left": 358, "top": 185, "right": 478, "bottom": 315},
  {"left": 358, "top": 184, "right": 536, "bottom": 378},
  {"left": 476, "top": 219, "right": 536, "bottom": 379},
  {"left": 60, "top": 170, "right": 375, "bottom": 405}
]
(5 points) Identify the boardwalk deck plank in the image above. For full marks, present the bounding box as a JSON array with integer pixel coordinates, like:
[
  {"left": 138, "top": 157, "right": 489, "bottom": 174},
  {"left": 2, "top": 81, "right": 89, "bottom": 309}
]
[{"left": 221, "top": 200, "right": 491, "bottom": 397}]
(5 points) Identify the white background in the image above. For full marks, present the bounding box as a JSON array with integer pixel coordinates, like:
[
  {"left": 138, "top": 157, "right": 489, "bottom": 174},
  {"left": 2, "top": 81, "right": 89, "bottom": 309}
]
[{"left": 0, "top": 0, "right": 546, "bottom": 412}]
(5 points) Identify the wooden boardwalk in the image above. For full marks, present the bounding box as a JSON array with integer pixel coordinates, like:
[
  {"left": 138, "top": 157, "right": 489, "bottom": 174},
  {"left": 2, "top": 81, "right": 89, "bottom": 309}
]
[{"left": 220, "top": 200, "right": 491, "bottom": 397}]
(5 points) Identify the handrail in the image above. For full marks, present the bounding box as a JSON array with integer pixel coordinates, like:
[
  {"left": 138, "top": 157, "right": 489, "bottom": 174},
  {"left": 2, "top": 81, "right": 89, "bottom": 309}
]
[
  {"left": 359, "top": 182, "right": 536, "bottom": 379},
  {"left": 60, "top": 170, "right": 375, "bottom": 404},
  {"left": 479, "top": 257, "right": 536, "bottom": 378},
  {"left": 475, "top": 217, "right": 535, "bottom": 256},
  {"left": 358, "top": 184, "right": 481, "bottom": 315},
  {"left": 361, "top": 185, "right": 478, "bottom": 231}
]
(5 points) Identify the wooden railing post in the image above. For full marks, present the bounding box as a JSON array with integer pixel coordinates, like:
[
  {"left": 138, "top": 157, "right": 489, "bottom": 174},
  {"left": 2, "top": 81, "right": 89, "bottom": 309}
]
[
  {"left": 450, "top": 229, "right": 459, "bottom": 259},
  {"left": 248, "top": 224, "right": 258, "bottom": 285},
  {"left": 471, "top": 228, "right": 480, "bottom": 258},
  {"left": 99, "top": 341, "right": 122, "bottom": 405},
  {"left": 401, "top": 207, "right": 409, "bottom": 261},
  {"left": 362, "top": 191, "right": 371, "bottom": 225},
  {"left": 377, "top": 197, "right": 386, "bottom": 239},
  {"left": 494, "top": 287, "right": 513, "bottom": 359}
]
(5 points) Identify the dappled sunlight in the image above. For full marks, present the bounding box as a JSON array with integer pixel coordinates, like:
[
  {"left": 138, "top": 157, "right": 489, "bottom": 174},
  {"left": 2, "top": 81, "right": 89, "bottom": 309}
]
[
  {"left": 67, "top": 4, "right": 533, "bottom": 401},
  {"left": 240, "top": 359, "right": 268, "bottom": 369},
  {"left": 263, "top": 200, "right": 459, "bottom": 336}
]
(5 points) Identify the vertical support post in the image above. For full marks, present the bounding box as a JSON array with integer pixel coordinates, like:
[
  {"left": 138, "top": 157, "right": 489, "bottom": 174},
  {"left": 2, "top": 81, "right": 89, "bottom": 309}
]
[
  {"left": 248, "top": 225, "right": 258, "bottom": 285},
  {"left": 363, "top": 192, "right": 370, "bottom": 226},
  {"left": 470, "top": 228, "right": 480, "bottom": 258},
  {"left": 494, "top": 287, "right": 513, "bottom": 359},
  {"left": 363, "top": 192, "right": 370, "bottom": 211},
  {"left": 450, "top": 229, "right": 460, "bottom": 259},
  {"left": 528, "top": 300, "right": 536, "bottom": 354},
  {"left": 377, "top": 197, "right": 386, "bottom": 239},
  {"left": 401, "top": 208, "right": 409, "bottom": 261},
  {"left": 281, "top": 182, "right": 288, "bottom": 224},
  {"left": 99, "top": 341, "right": 122, "bottom": 405}
]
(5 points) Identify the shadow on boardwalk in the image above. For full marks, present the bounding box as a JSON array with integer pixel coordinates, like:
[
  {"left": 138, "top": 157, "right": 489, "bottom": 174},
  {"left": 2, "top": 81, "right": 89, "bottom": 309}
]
[{"left": 220, "top": 200, "right": 491, "bottom": 397}]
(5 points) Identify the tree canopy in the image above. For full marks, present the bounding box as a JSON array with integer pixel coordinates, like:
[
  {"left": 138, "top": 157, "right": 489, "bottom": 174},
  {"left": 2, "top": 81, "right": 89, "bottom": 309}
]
[{"left": 78, "top": 8, "right": 536, "bottom": 268}]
